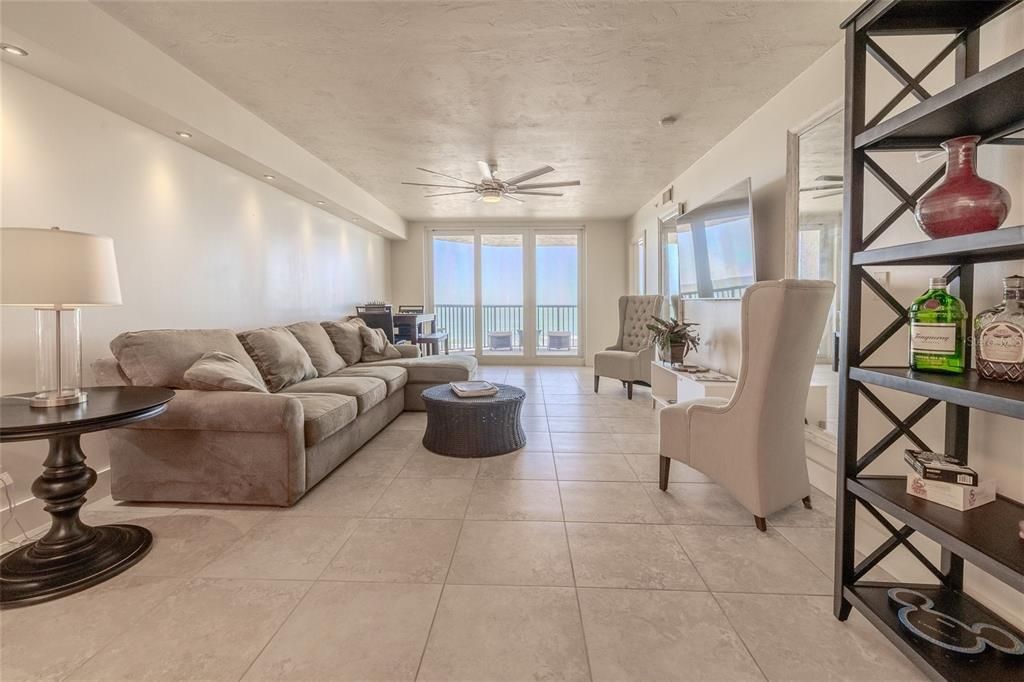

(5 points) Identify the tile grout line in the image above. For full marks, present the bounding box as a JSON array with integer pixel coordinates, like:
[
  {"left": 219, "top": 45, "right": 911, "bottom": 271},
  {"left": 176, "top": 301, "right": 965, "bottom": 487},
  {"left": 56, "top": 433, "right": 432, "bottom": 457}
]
[
  {"left": 54, "top": 575, "right": 193, "bottom": 681},
  {"left": 412, "top": 506, "right": 468, "bottom": 679},
  {"left": 235, "top": 579, "right": 318, "bottom": 680},
  {"left": 707, "top": 588, "right": 771, "bottom": 682}
]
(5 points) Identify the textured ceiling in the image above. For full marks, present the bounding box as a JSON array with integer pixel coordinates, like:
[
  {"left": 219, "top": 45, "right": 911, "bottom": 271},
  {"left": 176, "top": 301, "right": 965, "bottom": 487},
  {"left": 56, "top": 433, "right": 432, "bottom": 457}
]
[{"left": 97, "top": 1, "right": 854, "bottom": 220}]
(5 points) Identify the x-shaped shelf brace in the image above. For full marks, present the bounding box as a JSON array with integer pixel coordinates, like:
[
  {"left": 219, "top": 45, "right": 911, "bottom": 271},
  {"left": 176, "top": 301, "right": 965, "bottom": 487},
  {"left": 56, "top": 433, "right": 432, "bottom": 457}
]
[
  {"left": 863, "top": 32, "right": 967, "bottom": 131},
  {"left": 862, "top": 157, "right": 945, "bottom": 249},
  {"left": 853, "top": 497, "right": 951, "bottom": 587},
  {"left": 857, "top": 264, "right": 963, "bottom": 367}
]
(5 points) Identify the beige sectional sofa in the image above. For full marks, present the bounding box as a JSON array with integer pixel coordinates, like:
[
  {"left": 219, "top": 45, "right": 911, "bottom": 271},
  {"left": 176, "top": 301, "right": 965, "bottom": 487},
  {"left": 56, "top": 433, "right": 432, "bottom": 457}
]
[{"left": 91, "top": 319, "right": 476, "bottom": 507}]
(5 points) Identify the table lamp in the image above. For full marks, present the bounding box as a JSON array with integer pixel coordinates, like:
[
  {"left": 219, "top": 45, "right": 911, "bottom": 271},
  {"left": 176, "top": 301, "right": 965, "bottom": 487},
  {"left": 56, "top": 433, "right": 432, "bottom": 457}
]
[{"left": 1, "top": 227, "right": 122, "bottom": 407}]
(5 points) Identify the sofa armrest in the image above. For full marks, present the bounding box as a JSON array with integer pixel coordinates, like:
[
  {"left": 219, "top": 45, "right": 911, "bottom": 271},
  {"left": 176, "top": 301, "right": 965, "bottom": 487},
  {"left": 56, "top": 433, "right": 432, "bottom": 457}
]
[
  {"left": 397, "top": 344, "right": 420, "bottom": 359},
  {"left": 604, "top": 344, "right": 621, "bottom": 351},
  {"left": 92, "top": 357, "right": 130, "bottom": 386},
  {"left": 124, "top": 389, "right": 304, "bottom": 434}
]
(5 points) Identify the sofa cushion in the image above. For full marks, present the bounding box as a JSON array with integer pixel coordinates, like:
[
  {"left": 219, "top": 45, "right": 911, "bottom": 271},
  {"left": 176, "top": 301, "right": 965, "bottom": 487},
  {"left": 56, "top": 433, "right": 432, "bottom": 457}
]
[
  {"left": 280, "top": 376, "right": 387, "bottom": 414},
  {"left": 292, "top": 393, "right": 357, "bottom": 446},
  {"left": 322, "top": 319, "right": 367, "bottom": 366},
  {"left": 359, "top": 325, "right": 402, "bottom": 362},
  {"left": 359, "top": 354, "right": 477, "bottom": 384},
  {"left": 287, "top": 321, "right": 346, "bottom": 375},
  {"left": 184, "top": 352, "right": 269, "bottom": 393},
  {"left": 238, "top": 326, "right": 317, "bottom": 392},
  {"left": 333, "top": 365, "right": 407, "bottom": 395},
  {"left": 111, "top": 329, "right": 262, "bottom": 389}
]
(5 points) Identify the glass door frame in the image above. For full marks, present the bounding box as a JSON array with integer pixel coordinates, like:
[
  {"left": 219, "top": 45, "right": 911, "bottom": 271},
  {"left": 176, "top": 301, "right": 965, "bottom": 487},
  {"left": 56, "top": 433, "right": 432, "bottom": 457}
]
[{"left": 425, "top": 225, "right": 586, "bottom": 365}]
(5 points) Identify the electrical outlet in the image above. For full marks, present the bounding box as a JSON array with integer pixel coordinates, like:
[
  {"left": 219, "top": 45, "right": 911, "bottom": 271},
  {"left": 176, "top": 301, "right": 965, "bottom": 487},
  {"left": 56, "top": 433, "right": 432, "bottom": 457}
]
[{"left": 0, "top": 472, "right": 13, "bottom": 488}]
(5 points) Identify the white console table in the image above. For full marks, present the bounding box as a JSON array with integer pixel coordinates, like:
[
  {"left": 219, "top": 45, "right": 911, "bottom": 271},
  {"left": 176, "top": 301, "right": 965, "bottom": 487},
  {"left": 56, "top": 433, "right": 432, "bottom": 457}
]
[
  {"left": 651, "top": 361, "right": 829, "bottom": 426},
  {"left": 650, "top": 361, "right": 736, "bottom": 409}
]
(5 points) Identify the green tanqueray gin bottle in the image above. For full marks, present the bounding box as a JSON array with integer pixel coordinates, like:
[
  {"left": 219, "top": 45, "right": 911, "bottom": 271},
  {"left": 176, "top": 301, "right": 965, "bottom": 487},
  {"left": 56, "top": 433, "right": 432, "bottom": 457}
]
[{"left": 909, "top": 276, "right": 966, "bottom": 374}]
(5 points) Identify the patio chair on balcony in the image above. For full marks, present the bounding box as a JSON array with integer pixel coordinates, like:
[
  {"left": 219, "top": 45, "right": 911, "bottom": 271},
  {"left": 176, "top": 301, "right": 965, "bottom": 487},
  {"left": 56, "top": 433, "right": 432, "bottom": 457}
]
[
  {"left": 547, "top": 331, "right": 572, "bottom": 351},
  {"left": 488, "top": 331, "right": 514, "bottom": 351},
  {"left": 593, "top": 294, "right": 663, "bottom": 399}
]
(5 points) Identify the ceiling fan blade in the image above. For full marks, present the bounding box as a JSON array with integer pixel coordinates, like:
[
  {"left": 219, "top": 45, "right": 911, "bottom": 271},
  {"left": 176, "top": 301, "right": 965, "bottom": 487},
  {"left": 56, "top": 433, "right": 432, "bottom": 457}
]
[
  {"left": 402, "top": 182, "right": 474, "bottom": 189},
  {"left": 423, "top": 190, "right": 478, "bottom": 197},
  {"left": 503, "top": 194, "right": 525, "bottom": 203},
  {"left": 814, "top": 174, "right": 844, "bottom": 182},
  {"left": 416, "top": 167, "right": 477, "bottom": 186},
  {"left": 799, "top": 184, "right": 843, "bottom": 192},
  {"left": 503, "top": 165, "right": 554, "bottom": 186},
  {"left": 513, "top": 180, "right": 581, "bottom": 190},
  {"left": 514, "top": 191, "right": 563, "bottom": 196},
  {"left": 813, "top": 189, "right": 844, "bottom": 199},
  {"left": 477, "top": 161, "right": 494, "bottom": 182}
]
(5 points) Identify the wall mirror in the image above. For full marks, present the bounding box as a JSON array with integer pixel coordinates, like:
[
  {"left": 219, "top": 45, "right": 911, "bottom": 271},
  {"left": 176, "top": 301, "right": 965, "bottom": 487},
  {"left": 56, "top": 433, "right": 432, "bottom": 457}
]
[{"left": 786, "top": 105, "right": 843, "bottom": 443}]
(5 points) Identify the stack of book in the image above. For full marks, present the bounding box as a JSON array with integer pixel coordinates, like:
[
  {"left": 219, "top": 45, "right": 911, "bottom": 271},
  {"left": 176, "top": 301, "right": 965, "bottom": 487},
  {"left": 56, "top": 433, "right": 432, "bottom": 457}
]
[
  {"left": 450, "top": 381, "right": 498, "bottom": 398},
  {"left": 904, "top": 449, "right": 996, "bottom": 511}
]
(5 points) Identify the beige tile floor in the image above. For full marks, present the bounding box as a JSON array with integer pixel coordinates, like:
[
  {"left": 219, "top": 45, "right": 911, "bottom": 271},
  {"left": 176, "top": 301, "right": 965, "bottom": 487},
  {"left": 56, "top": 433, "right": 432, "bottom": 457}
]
[{"left": 0, "top": 366, "right": 923, "bottom": 681}]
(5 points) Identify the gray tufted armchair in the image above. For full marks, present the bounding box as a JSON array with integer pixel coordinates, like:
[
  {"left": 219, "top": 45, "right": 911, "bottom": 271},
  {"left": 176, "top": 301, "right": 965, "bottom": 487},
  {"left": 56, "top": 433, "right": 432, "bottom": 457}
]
[{"left": 593, "top": 294, "right": 664, "bottom": 399}]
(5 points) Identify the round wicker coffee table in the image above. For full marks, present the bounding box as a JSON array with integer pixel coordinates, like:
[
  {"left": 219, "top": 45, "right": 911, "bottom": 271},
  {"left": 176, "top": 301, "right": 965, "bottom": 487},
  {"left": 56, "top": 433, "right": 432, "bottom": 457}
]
[{"left": 421, "top": 383, "right": 527, "bottom": 457}]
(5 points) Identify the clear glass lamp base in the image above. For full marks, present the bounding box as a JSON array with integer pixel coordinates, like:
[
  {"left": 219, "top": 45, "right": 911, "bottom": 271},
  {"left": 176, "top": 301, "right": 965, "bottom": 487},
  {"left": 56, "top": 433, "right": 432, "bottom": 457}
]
[{"left": 29, "top": 388, "right": 88, "bottom": 408}]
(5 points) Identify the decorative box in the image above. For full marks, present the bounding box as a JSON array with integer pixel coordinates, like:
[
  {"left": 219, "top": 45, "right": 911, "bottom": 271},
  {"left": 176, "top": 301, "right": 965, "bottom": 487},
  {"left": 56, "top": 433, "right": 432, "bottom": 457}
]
[{"left": 906, "top": 475, "right": 996, "bottom": 511}]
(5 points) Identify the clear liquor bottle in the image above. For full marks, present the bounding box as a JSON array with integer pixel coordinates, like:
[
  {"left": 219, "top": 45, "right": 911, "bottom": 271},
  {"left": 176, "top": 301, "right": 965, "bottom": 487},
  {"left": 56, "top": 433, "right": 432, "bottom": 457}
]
[
  {"left": 974, "top": 275, "right": 1024, "bottom": 382},
  {"left": 909, "top": 277, "right": 966, "bottom": 374}
]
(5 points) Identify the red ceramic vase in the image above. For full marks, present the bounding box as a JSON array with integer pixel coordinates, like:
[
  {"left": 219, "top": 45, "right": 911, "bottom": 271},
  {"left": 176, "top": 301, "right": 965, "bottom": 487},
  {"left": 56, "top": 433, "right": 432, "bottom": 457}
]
[{"left": 913, "top": 135, "right": 1011, "bottom": 239}]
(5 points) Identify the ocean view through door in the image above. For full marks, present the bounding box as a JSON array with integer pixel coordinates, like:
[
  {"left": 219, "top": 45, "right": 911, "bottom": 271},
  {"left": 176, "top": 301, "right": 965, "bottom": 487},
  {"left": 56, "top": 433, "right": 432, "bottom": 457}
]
[{"left": 430, "top": 228, "right": 583, "bottom": 361}]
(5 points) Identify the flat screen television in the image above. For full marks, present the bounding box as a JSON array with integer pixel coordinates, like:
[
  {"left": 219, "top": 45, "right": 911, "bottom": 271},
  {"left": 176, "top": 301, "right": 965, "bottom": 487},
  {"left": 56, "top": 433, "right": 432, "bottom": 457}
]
[{"left": 676, "top": 178, "right": 756, "bottom": 300}]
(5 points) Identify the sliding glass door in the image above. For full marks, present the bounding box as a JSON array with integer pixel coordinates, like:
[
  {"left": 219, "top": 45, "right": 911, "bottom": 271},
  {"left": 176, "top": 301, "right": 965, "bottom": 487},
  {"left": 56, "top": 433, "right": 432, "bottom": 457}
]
[
  {"left": 481, "top": 233, "right": 524, "bottom": 357},
  {"left": 432, "top": 234, "right": 476, "bottom": 353},
  {"left": 429, "top": 228, "right": 583, "bottom": 361},
  {"left": 536, "top": 233, "right": 579, "bottom": 356}
]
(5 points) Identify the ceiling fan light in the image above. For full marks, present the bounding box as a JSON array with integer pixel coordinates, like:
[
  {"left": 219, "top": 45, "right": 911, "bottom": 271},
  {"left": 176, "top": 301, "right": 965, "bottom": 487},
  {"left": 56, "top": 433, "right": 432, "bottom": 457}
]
[{"left": 481, "top": 189, "right": 502, "bottom": 203}]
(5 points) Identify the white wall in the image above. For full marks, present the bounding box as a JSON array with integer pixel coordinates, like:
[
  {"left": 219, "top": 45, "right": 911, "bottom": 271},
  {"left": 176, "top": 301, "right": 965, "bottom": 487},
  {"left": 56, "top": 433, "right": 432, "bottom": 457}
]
[
  {"left": 391, "top": 220, "right": 628, "bottom": 365},
  {"left": 0, "top": 67, "right": 391, "bottom": 532},
  {"left": 628, "top": 10, "right": 1024, "bottom": 626}
]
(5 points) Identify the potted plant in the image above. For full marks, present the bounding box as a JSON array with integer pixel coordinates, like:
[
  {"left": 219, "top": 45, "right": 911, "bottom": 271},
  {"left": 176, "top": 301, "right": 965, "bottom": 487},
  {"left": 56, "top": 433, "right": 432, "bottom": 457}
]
[{"left": 646, "top": 316, "right": 701, "bottom": 364}]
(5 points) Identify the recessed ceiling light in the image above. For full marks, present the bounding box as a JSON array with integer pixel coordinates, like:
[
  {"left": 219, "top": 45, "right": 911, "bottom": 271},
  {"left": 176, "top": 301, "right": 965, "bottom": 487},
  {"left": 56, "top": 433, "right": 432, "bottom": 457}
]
[
  {"left": 176, "top": 131, "right": 192, "bottom": 139},
  {"left": 1, "top": 44, "right": 28, "bottom": 57},
  {"left": 316, "top": 200, "right": 326, "bottom": 206},
  {"left": 659, "top": 115, "right": 677, "bottom": 127},
  {"left": 263, "top": 174, "right": 275, "bottom": 180}
]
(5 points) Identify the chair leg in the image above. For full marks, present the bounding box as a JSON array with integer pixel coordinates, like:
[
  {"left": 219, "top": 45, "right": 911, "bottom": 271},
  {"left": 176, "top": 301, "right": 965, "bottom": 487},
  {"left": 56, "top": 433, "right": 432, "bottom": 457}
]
[
  {"left": 754, "top": 516, "right": 767, "bottom": 532},
  {"left": 802, "top": 495, "right": 812, "bottom": 510},
  {"left": 594, "top": 376, "right": 600, "bottom": 393},
  {"left": 627, "top": 382, "right": 633, "bottom": 400},
  {"left": 659, "top": 456, "right": 670, "bottom": 491}
]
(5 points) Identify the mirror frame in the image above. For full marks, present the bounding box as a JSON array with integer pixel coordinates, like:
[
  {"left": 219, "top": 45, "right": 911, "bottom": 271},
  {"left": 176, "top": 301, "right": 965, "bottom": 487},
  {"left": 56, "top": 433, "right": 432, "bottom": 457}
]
[{"left": 784, "top": 100, "right": 844, "bottom": 278}]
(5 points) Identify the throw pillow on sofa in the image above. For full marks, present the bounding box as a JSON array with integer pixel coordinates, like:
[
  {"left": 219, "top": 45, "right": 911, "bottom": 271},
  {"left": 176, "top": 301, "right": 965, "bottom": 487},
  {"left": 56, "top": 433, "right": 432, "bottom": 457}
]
[
  {"left": 183, "top": 351, "right": 269, "bottom": 392},
  {"left": 238, "top": 326, "right": 317, "bottom": 392},
  {"left": 359, "top": 325, "right": 402, "bottom": 362},
  {"left": 321, "top": 318, "right": 367, "bottom": 366},
  {"left": 287, "top": 321, "right": 346, "bottom": 375},
  {"left": 110, "top": 328, "right": 263, "bottom": 389}
]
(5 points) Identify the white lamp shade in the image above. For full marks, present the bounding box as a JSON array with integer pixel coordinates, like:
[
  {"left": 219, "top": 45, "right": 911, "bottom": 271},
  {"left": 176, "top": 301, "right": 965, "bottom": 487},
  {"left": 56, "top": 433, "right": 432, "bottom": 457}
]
[{"left": 1, "top": 227, "right": 122, "bottom": 306}]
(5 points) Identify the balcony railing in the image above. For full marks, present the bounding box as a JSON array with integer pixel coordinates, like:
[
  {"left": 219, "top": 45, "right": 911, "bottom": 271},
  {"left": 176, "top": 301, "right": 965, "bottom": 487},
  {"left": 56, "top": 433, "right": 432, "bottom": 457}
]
[{"left": 434, "top": 304, "right": 578, "bottom": 353}]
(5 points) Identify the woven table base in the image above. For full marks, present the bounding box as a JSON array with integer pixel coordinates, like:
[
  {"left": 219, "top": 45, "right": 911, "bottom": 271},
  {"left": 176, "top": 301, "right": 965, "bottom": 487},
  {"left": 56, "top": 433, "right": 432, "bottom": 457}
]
[{"left": 421, "top": 383, "right": 527, "bottom": 457}]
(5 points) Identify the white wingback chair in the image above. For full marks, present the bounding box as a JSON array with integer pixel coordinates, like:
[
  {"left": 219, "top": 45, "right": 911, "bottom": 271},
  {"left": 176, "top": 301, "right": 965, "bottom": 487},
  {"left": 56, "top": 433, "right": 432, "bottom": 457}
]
[
  {"left": 658, "top": 280, "right": 835, "bottom": 530},
  {"left": 594, "top": 294, "right": 664, "bottom": 399}
]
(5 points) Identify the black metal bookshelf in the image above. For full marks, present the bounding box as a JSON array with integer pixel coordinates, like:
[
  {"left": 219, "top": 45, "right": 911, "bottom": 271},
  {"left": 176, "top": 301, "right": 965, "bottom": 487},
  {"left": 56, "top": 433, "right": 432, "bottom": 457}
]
[{"left": 836, "top": 2, "right": 1024, "bottom": 680}]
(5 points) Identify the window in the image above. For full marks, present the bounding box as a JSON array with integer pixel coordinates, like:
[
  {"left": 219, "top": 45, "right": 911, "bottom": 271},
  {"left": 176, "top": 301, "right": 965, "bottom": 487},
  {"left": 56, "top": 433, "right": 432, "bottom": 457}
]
[{"left": 429, "top": 228, "right": 584, "bottom": 360}]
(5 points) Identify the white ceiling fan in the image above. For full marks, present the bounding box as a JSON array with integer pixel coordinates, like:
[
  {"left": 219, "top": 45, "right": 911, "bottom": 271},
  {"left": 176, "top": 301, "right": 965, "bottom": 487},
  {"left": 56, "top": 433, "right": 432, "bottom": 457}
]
[
  {"left": 402, "top": 162, "right": 580, "bottom": 204},
  {"left": 799, "top": 174, "right": 844, "bottom": 200}
]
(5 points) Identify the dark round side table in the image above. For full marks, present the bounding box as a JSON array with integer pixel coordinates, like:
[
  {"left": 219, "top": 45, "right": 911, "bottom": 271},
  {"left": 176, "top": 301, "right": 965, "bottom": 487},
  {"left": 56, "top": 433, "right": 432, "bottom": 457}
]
[
  {"left": 0, "top": 386, "right": 174, "bottom": 608},
  {"left": 421, "top": 383, "right": 526, "bottom": 457}
]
